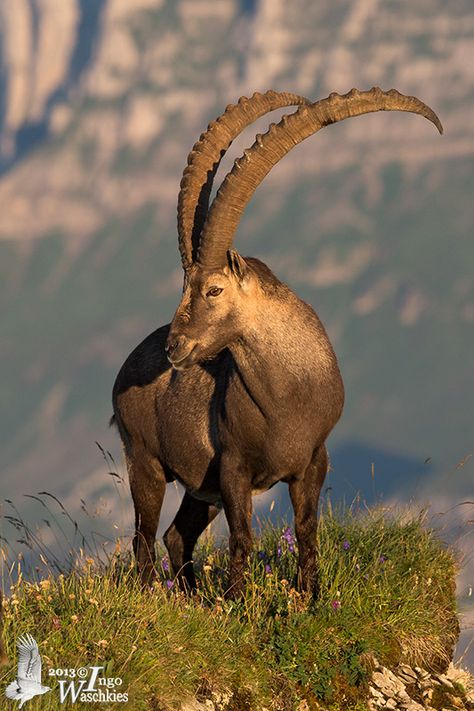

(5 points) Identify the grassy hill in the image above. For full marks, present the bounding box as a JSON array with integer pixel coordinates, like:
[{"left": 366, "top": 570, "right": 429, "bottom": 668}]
[{"left": 0, "top": 507, "right": 461, "bottom": 710}]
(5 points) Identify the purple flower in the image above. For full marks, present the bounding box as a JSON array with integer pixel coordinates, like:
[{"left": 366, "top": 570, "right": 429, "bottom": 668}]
[
  {"left": 277, "top": 545, "right": 282, "bottom": 558},
  {"left": 288, "top": 544, "right": 295, "bottom": 554},
  {"left": 331, "top": 600, "right": 341, "bottom": 610},
  {"left": 165, "top": 579, "right": 173, "bottom": 589},
  {"left": 282, "top": 527, "right": 295, "bottom": 545},
  {"left": 265, "top": 564, "right": 272, "bottom": 574},
  {"left": 161, "top": 555, "right": 169, "bottom": 572},
  {"left": 343, "top": 540, "right": 350, "bottom": 551},
  {"left": 258, "top": 550, "right": 267, "bottom": 560},
  {"left": 379, "top": 555, "right": 387, "bottom": 564}
]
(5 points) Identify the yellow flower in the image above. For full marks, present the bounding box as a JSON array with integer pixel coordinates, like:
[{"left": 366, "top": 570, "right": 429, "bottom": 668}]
[{"left": 71, "top": 615, "right": 79, "bottom": 623}]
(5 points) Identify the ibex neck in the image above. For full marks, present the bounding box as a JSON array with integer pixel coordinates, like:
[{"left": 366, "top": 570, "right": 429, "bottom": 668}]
[{"left": 229, "top": 294, "right": 336, "bottom": 413}]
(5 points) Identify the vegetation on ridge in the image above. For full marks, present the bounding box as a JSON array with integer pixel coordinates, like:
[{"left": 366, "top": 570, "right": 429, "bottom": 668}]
[{"left": 0, "top": 505, "right": 459, "bottom": 710}]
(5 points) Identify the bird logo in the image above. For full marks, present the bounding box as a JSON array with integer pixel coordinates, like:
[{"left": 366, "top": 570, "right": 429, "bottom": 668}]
[{"left": 5, "top": 634, "right": 51, "bottom": 708}]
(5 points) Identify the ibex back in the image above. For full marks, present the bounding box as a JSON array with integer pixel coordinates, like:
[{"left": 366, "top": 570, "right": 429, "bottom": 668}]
[{"left": 112, "top": 88, "right": 442, "bottom": 597}]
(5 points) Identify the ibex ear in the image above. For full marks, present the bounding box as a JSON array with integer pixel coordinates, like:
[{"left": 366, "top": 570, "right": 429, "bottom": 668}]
[{"left": 227, "top": 249, "right": 247, "bottom": 282}]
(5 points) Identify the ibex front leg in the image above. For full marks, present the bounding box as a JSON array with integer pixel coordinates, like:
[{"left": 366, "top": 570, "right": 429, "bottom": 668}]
[
  {"left": 289, "top": 445, "right": 328, "bottom": 597},
  {"left": 220, "top": 456, "right": 253, "bottom": 599},
  {"left": 128, "top": 454, "right": 166, "bottom": 586}
]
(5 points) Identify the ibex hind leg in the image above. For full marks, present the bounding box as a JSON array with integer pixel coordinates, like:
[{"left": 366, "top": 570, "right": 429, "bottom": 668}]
[
  {"left": 289, "top": 444, "right": 328, "bottom": 598},
  {"left": 127, "top": 453, "right": 166, "bottom": 587},
  {"left": 163, "top": 492, "right": 221, "bottom": 593}
]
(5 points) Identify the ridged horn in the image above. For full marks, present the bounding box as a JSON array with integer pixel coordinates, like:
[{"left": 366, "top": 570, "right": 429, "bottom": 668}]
[
  {"left": 197, "top": 87, "right": 443, "bottom": 268},
  {"left": 177, "top": 90, "right": 312, "bottom": 272}
]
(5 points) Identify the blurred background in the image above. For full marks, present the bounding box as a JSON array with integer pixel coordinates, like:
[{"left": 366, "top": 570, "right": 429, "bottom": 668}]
[{"left": 0, "top": 0, "right": 472, "bottom": 665}]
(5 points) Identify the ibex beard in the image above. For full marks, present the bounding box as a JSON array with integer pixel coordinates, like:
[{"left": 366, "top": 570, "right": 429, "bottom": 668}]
[{"left": 112, "top": 88, "right": 442, "bottom": 598}]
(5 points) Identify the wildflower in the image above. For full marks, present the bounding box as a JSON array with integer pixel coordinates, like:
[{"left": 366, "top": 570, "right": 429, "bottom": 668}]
[
  {"left": 39, "top": 580, "right": 51, "bottom": 590},
  {"left": 277, "top": 545, "right": 282, "bottom": 558},
  {"left": 69, "top": 594, "right": 76, "bottom": 600},
  {"left": 52, "top": 617, "right": 61, "bottom": 630},
  {"left": 282, "top": 527, "right": 295, "bottom": 545},
  {"left": 161, "top": 556, "right": 169, "bottom": 573},
  {"left": 343, "top": 540, "right": 350, "bottom": 551},
  {"left": 258, "top": 550, "right": 267, "bottom": 560},
  {"left": 331, "top": 600, "right": 341, "bottom": 610},
  {"left": 288, "top": 544, "right": 294, "bottom": 554},
  {"left": 71, "top": 615, "right": 78, "bottom": 623},
  {"left": 166, "top": 580, "right": 174, "bottom": 590},
  {"left": 265, "top": 564, "right": 272, "bottom": 574},
  {"left": 88, "top": 598, "right": 99, "bottom": 606},
  {"left": 379, "top": 555, "right": 387, "bottom": 564}
]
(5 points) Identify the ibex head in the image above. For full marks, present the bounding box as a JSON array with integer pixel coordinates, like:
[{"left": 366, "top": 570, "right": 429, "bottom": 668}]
[
  {"left": 166, "top": 250, "right": 255, "bottom": 370},
  {"left": 166, "top": 87, "right": 442, "bottom": 371}
]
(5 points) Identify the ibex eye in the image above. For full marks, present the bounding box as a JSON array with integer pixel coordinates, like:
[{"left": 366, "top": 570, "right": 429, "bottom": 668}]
[{"left": 206, "top": 287, "right": 223, "bottom": 297}]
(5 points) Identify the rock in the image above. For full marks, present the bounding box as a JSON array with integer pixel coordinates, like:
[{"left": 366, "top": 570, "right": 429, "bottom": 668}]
[
  {"left": 368, "top": 701, "right": 384, "bottom": 711},
  {"left": 421, "top": 687, "right": 434, "bottom": 703},
  {"left": 414, "top": 666, "right": 430, "bottom": 680},
  {"left": 396, "top": 689, "right": 411, "bottom": 702},
  {"left": 397, "top": 664, "right": 418, "bottom": 684},
  {"left": 385, "top": 698, "right": 397, "bottom": 709},
  {"left": 372, "top": 668, "right": 407, "bottom": 698},
  {"left": 369, "top": 685, "right": 385, "bottom": 699},
  {"left": 399, "top": 701, "right": 424, "bottom": 711},
  {"left": 445, "top": 662, "right": 469, "bottom": 683},
  {"left": 434, "top": 673, "right": 456, "bottom": 691}
]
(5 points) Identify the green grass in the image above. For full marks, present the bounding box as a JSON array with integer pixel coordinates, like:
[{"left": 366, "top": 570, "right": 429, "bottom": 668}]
[{"left": 0, "top": 506, "right": 459, "bottom": 710}]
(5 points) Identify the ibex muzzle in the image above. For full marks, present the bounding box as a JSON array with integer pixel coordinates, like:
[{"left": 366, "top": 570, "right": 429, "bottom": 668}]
[{"left": 112, "top": 88, "right": 442, "bottom": 598}]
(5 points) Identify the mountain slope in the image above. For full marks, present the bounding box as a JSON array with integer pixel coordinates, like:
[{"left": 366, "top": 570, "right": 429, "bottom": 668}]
[{"left": 1, "top": 0, "right": 473, "bottom": 516}]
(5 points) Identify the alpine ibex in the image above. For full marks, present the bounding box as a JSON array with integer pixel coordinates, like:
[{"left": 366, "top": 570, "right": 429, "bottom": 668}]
[{"left": 112, "top": 88, "right": 442, "bottom": 597}]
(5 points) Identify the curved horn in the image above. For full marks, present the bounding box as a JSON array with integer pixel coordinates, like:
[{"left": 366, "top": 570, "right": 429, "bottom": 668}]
[
  {"left": 177, "top": 90, "right": 312, "bottom": 272},
  {"left": 197, "top": 87, "right": 443, "bottom": 268}
]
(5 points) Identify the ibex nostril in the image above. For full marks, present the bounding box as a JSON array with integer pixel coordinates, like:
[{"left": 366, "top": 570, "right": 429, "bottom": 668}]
[{"left": 165, "top": 336, "right": 179, "bottom": 353}]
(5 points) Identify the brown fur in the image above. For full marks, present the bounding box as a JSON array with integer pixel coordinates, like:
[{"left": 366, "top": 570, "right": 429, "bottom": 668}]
[{"left": 113, "top": 255, "right": 344, "bottom": 597}]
